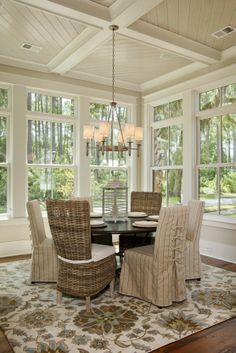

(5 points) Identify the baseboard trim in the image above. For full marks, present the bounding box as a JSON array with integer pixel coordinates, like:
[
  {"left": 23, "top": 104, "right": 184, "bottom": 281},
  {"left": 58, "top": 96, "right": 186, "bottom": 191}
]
[{"left": 0, "top": 240, "right": 31, "bottom": 258}]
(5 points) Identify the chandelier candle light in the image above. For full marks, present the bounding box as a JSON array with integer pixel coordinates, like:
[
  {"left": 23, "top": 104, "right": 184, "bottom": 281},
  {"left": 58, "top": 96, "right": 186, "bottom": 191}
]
[{"left": 83, "top": 25, "right": 143, "bottom": 157}]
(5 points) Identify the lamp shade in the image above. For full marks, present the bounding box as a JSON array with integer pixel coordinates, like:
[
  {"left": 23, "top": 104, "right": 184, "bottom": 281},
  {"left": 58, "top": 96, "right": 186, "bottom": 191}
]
[
  {"left": 83, "top": 125, "right": 93, "bottom": 139},
  {"left": 135, "top": 127, "right": 143, "bottom": 141}
]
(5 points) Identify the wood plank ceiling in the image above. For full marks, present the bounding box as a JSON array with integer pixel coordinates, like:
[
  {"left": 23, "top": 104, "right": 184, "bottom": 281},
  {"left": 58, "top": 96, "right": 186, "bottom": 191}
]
[{"left": 0, "top": 0, "right": 235, "bottom": 93}]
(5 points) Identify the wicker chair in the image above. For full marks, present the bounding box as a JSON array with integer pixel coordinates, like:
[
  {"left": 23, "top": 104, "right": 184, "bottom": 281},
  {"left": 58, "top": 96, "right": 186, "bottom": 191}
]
[
  {"left": 46, "top": 199, "right": 116, "bottom": 311},
  {"left": 130, "top": 191, "right": 162, "bottom": 215},
  {"left": 119, "top": 191, "right": 162, "bottom": 251},
  {"left": 119, "top": 205, "right": 189, "bottom": 307},
  {"left": 185, "top": 200, "right": 205, "bottom": 280},
  {"left": 26, "top": 200, "right": 58, "bottom": 283}
]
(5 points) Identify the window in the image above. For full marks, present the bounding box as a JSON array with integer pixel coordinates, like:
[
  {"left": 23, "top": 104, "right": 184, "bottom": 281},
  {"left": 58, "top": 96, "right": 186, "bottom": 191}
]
[
  {"left": 0, "top": 88, "right": 9, "bottom": 214},
  {"left": 199, "top": 83, "right": 236, "bottom": 111},
  {"left": 152, "top": 99, "right": 183, "bottom": 206},
  {"left": 154, "top": 99, "right": 183, "bottom": 121},
  {"left": 197, "top": 113, "right": 236, "bottom": 216},
  {"left": 89, "top": 102, "right": 129, "bottom": 210},
  {"left": 27, "top": 91, "right": 75, "bottom": 209}
]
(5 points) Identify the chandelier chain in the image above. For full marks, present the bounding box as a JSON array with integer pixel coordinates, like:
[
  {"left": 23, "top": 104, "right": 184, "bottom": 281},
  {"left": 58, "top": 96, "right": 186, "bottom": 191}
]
[{"left": 112, "top": 27, "right": 115, "bottom": 103}]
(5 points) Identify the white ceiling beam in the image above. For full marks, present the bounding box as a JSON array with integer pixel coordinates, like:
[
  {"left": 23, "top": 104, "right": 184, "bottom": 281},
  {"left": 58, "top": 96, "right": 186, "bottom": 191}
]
[
  {"left": 109, "top": 0, "right": 165, "bottom": 28},
  {"left": 48, "top": 28, "right": 111, "bottom": 74},
  {"left": 120, "top": 20, "right": 221, "bottom": 65},
  {"left": 140, "top": 62, "right": 207, "bottom": 92}
]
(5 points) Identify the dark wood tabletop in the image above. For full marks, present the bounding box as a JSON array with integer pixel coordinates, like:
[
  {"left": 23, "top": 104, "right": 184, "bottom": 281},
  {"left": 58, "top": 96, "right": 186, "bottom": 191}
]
[{"left": 91, "top": 217, "right": 157, "bottom": 235}]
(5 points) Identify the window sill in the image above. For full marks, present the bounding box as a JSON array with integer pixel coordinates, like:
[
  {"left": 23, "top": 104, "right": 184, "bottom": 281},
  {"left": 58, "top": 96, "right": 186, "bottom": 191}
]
[{"left": 203, "top": 214, "right": 236, "bottom": 230}]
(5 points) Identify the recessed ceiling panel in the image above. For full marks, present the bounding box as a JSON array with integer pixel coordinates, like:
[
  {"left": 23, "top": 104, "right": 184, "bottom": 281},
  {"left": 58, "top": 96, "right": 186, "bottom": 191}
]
[
  {"left": 73, "top": 34, "right": 193, "bottom": 85},
  {"left": 0, "top": 1, "right": 86, "bottom": 65},
  {"left": 141, "top": 0, "right": 236, "bottom": 51}
]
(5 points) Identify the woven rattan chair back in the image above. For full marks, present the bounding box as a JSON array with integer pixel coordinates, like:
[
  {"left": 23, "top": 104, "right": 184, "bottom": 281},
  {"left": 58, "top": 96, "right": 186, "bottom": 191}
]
[
  {"left": 131, "top": 191, "right": 162, "bottom": 215},
  {"left": 46, "top": 199, "right": 91, "bottom": 261}
]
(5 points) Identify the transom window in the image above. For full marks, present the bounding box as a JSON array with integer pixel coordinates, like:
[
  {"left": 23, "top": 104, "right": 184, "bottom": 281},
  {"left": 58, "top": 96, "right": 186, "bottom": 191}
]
[{"left": 199, "top": 83, "right": 236, "bottom": 111}]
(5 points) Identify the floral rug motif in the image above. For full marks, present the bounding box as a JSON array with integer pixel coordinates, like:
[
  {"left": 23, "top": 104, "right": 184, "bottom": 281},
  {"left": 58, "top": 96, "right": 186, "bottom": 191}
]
[{"left": 0, "top": 260, "right": 236, "bottom": 353}]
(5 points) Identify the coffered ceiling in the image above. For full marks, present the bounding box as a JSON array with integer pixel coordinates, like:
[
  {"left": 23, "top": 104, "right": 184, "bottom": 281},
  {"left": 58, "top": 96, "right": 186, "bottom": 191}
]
[{"left": 0, "top": 0, "right": 236, "bottom": 93}]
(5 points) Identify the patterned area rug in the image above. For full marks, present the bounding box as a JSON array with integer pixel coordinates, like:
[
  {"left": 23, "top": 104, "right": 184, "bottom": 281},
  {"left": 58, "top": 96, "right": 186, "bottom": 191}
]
[{"left": 0, "top": 260, "right": 236, "bottom": 353}]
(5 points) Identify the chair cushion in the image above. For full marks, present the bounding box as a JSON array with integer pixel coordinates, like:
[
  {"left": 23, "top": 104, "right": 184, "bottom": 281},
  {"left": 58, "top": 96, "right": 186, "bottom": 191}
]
[{"left": 58, "top": 244, "right": 115, "bottom": 264}]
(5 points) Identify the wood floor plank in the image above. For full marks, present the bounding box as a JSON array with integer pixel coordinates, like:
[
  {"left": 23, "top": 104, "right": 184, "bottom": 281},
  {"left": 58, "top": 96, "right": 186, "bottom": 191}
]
[{"left": 150, "top": 317, "right": 236, "bottom": 353}]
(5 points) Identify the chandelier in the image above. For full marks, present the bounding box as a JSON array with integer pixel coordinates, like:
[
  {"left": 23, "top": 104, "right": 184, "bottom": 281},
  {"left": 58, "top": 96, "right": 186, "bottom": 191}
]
[{"left": 83, "top": 25, "right": 143, "bottom": 158}]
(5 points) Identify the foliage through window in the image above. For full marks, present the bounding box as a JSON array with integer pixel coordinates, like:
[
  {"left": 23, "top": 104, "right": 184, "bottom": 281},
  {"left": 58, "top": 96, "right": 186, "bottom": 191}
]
[
  {"left": 27, "top": 92, "right": 74, "bottom": 117},
  {"left": 152, "top": 114, "right": 183, "bottom": 206},
  {"left": 27, "top": 92, "right": 75, "bottom": 208},
  {"left": 198, "top": 114, "right": 236, "bottom": 216},
  {"left": 199, "top": 83, "right": 236, "bottom": 111},
  {"left": 154, "top": 99, "right": 183, "bottom": 122}
]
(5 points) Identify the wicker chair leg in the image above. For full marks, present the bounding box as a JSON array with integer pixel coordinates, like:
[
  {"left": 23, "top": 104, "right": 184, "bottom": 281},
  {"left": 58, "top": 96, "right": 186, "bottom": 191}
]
[
  {"left": 57, "top": 290, "right": 62, "bottom": 304},
  {"left": 85, "top": 296, "right": 91, "bottom": 312},
  {"left": 110, "top": 279, "right": 115, "bottom": 298}
]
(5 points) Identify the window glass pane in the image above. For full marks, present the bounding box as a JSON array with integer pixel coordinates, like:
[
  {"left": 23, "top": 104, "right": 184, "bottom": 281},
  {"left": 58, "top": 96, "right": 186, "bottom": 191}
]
[
  {"left": 28, "top": 121, "right": 73, "bottom": 165},
  {"left": 153, "top": 170, "right": 167, "bottom": 206},
  {"left": 222, "top": 114, "right": 236, "bottom": 163},
  {"left": 220, "top": 167, "right": 236, "bottom": 216},
  {"left": 27, "top": 92, "right": 74, "bottom": 116},
  {"left": 52, "top": 123, "right": 73, "bottom": 164},
  {"left": 0, "top": 166, "right": 7, "bottom": 213},
  {"left": 153, "top": 127, "right": 168, "bottom": 166},
  {"left": 28, "top": 120, "right": 51, "bottom": 164},
  {"left": 28, "top": 167, "right": 52, "bottom": 204},
  {"left": 28, "top": 167, "right": 74, "bottom": 208},
  {"left": 0, "top": 89, "right": 8, "bottom": 109},
  {"left": 200, "top": 88, "right": 220, "bottom": 111},
  {"left": 91, "top": 169, "right": 127, "bottom": 211},
  {"left": 169, "top": 99, "right": 183, "bottom": 118},
  {"left": 169, "top": 124, "right": 183, "bottom": 165},
  {"left": 0, "top": 116, "right": 7, "bottom": 163},
  {"left": 222, "top": 83, "right": 236, "bottom": 105},
  {"left": 154, "top": 103, "right": 169, "bottom": 122},
  {"left": 168, "top": 169, "right": 183, "bottom": 206},
  {"left": 200, "top": 117, "right": 219, "bottom": 164},
  {"left": 199, "top": 168, "right": 218, "bottom": 214},
  {"left": 53, "top": 168, "right": 74, "bottom": 199}
]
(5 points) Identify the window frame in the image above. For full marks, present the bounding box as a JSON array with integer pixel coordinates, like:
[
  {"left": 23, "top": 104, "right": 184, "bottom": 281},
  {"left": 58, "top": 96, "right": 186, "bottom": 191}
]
[
  {"left": 26, "top": 90, "right": 77, "bottom": 204},
  {"left": 0, "top": 84, "right": 10, "bottom": 216},
  {"left": 151, "top": 101, "right": 184, "bottom": 207},
  {"left": 88, "top": 99, "right": 134, "bottom": 210},
  {"left": 196, "top": 90, "right": 236, "bottom": 217}
]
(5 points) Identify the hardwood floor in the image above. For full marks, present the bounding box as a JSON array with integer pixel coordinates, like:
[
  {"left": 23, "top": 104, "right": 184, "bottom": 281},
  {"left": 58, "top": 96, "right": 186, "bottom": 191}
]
[{"left": 0, "top": 254, "right": 235, "bottom": 353}]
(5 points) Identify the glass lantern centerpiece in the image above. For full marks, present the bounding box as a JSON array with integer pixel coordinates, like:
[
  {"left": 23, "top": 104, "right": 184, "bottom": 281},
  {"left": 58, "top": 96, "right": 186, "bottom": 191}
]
[{"left": 102, "top": 179, "right": 128, "bottom": 223}]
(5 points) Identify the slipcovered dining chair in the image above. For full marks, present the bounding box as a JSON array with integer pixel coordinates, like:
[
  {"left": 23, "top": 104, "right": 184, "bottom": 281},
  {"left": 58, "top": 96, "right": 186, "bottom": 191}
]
[
  {"left": 26, "top": 200, "right": 58, "bottom": 283},
  {"left": 46, "top": 199, "right": 116, "bottom": 311},
  {"left": 119, "top": 205, "right": 189, "bottom": 307},
  {"left": 119, "top": 191, "right": 162, "bottom": 252},
  {"left": 185, "top": 200, "right": 205, "bottom": 280}
]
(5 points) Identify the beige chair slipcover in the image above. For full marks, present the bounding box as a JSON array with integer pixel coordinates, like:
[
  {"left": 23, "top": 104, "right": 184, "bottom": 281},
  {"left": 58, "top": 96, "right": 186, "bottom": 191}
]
[
  {"left": 27, "top": 200, "right": 58, "bottom": 283},
  {"left": 185, "top": 200, "right": 205, "bottom": 280},
  {"left": 119, "top": 205, "right": 189, "bottom": 307}
]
